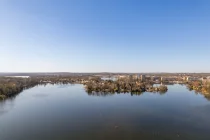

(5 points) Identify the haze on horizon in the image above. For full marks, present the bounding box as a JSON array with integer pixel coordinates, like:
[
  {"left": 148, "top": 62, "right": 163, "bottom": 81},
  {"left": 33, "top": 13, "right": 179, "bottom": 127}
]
[{"left": 1, "top": 0, "right": 210, "bottom": 73}]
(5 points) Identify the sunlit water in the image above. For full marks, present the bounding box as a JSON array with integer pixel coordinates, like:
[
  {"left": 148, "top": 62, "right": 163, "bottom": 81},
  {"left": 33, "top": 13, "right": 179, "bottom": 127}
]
[{"left": 0, "top": 84, "right": 210, "bottom": 140}]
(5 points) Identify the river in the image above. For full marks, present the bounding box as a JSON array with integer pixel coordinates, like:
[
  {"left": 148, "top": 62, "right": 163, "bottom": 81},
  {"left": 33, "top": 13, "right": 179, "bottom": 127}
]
[{"left": 0, "top": 84, "right": 210, "bottom": 140}]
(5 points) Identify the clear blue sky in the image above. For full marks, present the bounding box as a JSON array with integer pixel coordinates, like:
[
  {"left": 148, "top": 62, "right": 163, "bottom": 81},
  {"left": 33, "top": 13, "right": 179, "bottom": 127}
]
[{"left": 1, "top": 0, "right": 210, "bottom": 72}]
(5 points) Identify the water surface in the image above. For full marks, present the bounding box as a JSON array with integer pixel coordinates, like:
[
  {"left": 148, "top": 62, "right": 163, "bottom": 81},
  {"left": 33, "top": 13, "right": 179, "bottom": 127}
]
[{"left": 0, "top": 84, "right": 210, "bottom": 140}]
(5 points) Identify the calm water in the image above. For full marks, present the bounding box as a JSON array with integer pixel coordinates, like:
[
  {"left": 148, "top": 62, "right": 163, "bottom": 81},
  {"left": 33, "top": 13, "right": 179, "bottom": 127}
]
[{"left": 0, "top": 84, "right": 210, "bottom": 140}]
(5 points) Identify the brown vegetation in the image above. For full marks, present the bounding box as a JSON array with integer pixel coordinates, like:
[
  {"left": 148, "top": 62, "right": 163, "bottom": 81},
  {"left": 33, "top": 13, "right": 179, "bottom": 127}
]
[
  {"left": 186, "top": 81, "right": 210, "bottom": 100},
  {"left": 84, "top": 79, "right": 168, "bottom": 94}
]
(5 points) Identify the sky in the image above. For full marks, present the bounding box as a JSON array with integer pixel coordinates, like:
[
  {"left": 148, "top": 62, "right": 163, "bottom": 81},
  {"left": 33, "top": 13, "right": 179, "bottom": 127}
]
[{"left": 0, "top": 0, "right": 210, "bottom": 73}]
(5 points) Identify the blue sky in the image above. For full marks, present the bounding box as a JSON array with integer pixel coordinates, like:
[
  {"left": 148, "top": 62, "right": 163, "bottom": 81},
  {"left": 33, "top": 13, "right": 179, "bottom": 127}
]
[{"left": 1, "top": 0, "right": 210, "bottom": 72}]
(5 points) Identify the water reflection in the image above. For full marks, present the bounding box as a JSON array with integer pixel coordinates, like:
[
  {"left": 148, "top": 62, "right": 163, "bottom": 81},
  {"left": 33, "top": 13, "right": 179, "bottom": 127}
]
[
  {"left": 87, "top": 91, "right": 115, "bottom": 97},
  {"left": 86, "top": 90, "right": 167, "bottom": 97},
  {"left": 190, "top": 91, "right": 210, "bottom": 101},
  {"left": 0, "top": 97, "right": 16, "bottom": 116}
]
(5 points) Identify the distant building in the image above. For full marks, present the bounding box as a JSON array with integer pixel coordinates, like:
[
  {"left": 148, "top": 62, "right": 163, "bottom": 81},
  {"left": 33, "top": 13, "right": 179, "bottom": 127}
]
[
  {"left": 117, "top": 75, "right": 127, "bottom": 80},
  {"left": 206, "top": 76, "right": 210, "bottom": 82},
  {"left": 140, "top": 75, "right": 146, "bottom": 82},
  {"left": 129, "top": 75, "right": 133, "bottom": 81},
  {"left": 186, "top": 76, "right": 201, "bottom": 81},
  {"left": 132, "top": 74, "right": 140, "bottom": 80},
  {"left": 183, "top": 76, "right": 188, "bottom": 81},
  {"left": 137, "top": 74, "right": 140, "bottom": 79}
]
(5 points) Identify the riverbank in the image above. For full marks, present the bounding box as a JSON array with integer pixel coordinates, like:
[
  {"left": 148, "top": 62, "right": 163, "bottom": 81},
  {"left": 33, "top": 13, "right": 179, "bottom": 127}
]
[
  {"left": 1, "top": 76, "right": 210, "bottom": 100},
  {"left": 0, "top": 77, "right": 39, "bottom": 100},
  {"left": 186, "top": 81, "right": 210, "bottom": 100}
]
